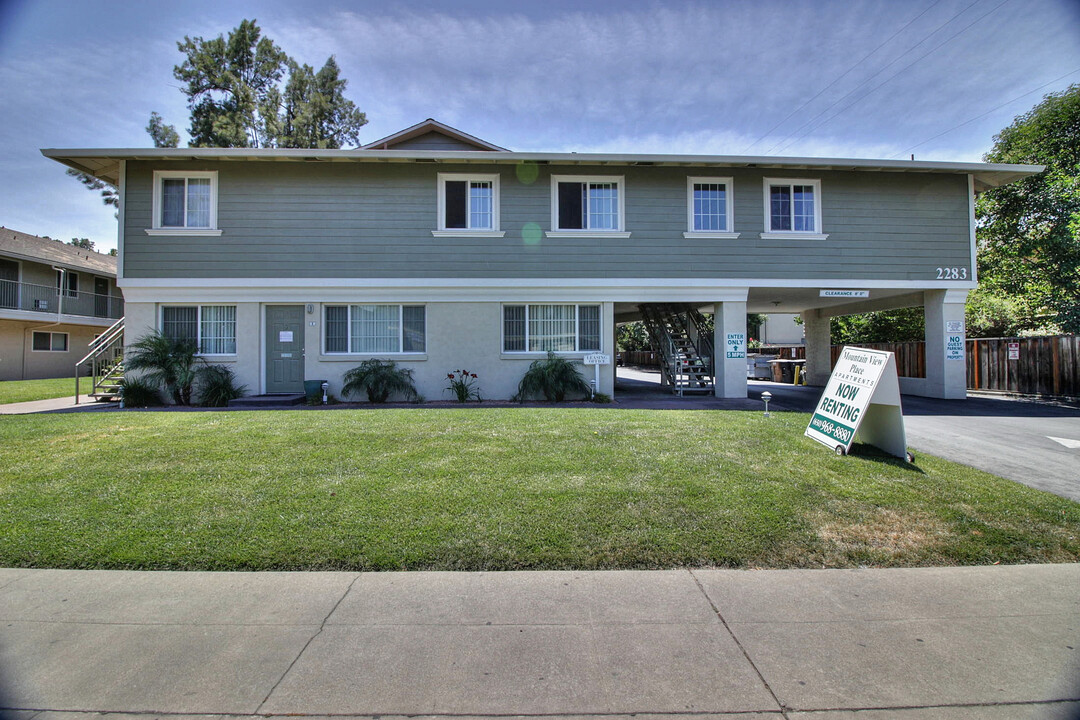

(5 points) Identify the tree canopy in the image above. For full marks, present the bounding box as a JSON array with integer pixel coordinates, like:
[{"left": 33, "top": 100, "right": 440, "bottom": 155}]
[
  {"left": 70, "top": 19, "right": 369, "bottom": 206},
  {"left": 169, "top": 19, "right": 367, "bottom": 148},
  {"left": 975, "top": 84, "right": 1080, "bottom": 334}
]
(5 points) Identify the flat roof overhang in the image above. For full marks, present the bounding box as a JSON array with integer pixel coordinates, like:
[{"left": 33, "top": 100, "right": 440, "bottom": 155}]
[{"left": 41, "top": 147, "right": 1043, "bottom": 192}]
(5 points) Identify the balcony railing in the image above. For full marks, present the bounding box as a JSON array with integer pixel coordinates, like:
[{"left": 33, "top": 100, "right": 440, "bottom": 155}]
[{"left": 0, "top": 279, "right": 124, "bottom": 320}]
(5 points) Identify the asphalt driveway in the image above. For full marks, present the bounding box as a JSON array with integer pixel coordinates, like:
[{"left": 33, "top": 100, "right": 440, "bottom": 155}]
[{"left": 617, "top": 367, "right": 1080, "bottom": 502}]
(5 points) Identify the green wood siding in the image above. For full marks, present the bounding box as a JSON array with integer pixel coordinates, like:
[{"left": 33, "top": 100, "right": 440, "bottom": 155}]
[{"left": 123, "top": 161, "right": 972, "bottom": 281}]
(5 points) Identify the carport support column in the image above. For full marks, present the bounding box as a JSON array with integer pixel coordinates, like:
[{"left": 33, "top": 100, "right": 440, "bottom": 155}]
[
  {"left": 924, "top": 289, "right": 969, "bottom": 399},
  {"left": 802, "top": 309, "right": 832, "bottom": 386},
  {"left": 713, "top": 296, "right": 747, "bottom": 398}
]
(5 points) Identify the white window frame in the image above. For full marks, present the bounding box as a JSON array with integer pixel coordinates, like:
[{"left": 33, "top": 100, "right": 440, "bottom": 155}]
[
  {"left": 761, "top": 178, "right": 827, "bottom": 240},
  {"left": 322, "top": 304, "right": 426, "bottom": 355},
  {"left": 147, "top": 170, "right": 222, "bottom": 236},
  {"left": 159, "top": 304, "right": 237, "bottom": 356},
  {"left": 31, "top": 331, "right": 68, "bottom": 352},
  {"left": 433, "top": 173, "right": 504, "bottom": 237},
  {"left": 547, "top": 175, "right": 630, "bottom": 238},
  {"left": 685, "top": 176, "right": 738, "bottom": 239},
  {"left": 501, "top": 303, "right": 603, "bottom": 354}
]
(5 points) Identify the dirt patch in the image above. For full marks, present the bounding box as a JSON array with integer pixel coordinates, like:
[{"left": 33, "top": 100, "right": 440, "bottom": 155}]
[{"left": 818, "top": 507, "right": 952, "bottom": 564}]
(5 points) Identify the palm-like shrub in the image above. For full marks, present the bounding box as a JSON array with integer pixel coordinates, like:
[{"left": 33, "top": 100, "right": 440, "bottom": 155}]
[
  {"left": 196, "top": 365, "right": 247, "bottom": 407},
  {"left": 342, "top": 359, "right": 420, "bottom": 403},
  {"left": 514, "top": 352, "right": 592, "bottom": 402},
  {"left": 118, "top": 376, "right": 163, "bottom": 407},
  {"left": 124, "top": 331, "right": 201, "bottom": 405}
]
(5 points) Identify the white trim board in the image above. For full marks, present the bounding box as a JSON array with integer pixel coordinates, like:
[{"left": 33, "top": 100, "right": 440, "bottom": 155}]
[{"left": 119, "top": 277, "right": 979, "bottom": 290}]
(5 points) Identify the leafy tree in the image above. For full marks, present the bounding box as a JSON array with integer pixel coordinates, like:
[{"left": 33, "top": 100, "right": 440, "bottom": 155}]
[
  {"left": 617, "top": 321, "right": 650, "bottom": 351},
  {"left": 830, "top": 308, "right": 925, "bottom": 344},
  {"left": 167, "top": 19, "right": 367, "bottom": 149},
  {"left": 747, "top": 313, "right": 767, "bottom": 340},
  {"left": 69, "top": 238, "right": 95, "bottom": 250},
  {"left": 146, "top": 111, "right": 180, "bottom": 148},
  {"left": 975, "top": 85, "right": 1080, "bottom": 333},
  {"left": 172, "top": 18, "right": 288, "bottom": 147},
  {"left": 276, "top": 57, "right": 367, "bottom": 149}
]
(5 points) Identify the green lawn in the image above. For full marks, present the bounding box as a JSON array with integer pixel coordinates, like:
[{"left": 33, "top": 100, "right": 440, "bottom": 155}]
[
  {"left": 0, "top": 376, "right": 83, "bottom": 404},
  {"left": 0, "top": 408, "right": 1076, "bottom": 570}
]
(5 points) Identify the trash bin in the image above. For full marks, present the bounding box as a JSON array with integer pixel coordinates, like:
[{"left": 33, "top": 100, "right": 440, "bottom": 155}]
[{"left": 304, "top": 380, "right": 327, "bottom": 402}]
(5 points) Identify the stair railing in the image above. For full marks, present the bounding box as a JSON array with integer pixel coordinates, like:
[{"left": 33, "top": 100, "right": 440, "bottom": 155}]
[{"left": 75, "top": 317, "right": 124, "bottom": 403}]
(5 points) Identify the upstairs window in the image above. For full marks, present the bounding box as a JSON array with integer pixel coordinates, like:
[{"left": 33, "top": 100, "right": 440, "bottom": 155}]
[
  {"left": 436, "top": 173, "right": 502, "bottom": 236},
  {"left": 763, "top": 178, "right": 822, "bottom": 235},
  {"left": 686, "top": 177, "right": 736, "bottom": 237},
  {"left": 161, "top": 305, "right": 236, "bottom": 354},
  {"left": 150, "top": 171, "right": 220, "bottom": 234},
  {"left": 324, "top": 304, "right": 426, "bottom": 354},
  {"left": 549, "top": 175, "right": 627, "bottom": 235}
]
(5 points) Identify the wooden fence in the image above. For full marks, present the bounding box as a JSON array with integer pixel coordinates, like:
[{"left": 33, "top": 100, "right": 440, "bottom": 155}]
[
  {"left": 830, "top": 342, "right": 926, "bottom": 378},
  {"left": 623, "top": 335, "right": 1080, "bottom": 397},
  {"left": 828, "top": 336, "right": 1079, "bottom": 397},
  {"left": 967, "top": 335, "right": 1079, "bottom": 397}
]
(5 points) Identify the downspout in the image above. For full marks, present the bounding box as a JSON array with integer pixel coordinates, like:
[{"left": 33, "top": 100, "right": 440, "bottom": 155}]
[
  {"left": 26, "top": 265, "right": 66, "bottom": 333},
  {"left": 24, "top": 266, "right": 66, "bottom": 390}
]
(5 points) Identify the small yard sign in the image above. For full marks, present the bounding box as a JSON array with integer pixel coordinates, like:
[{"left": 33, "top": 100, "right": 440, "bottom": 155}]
[
  {"left": 805, "top": 346, "right": 908, "bottom": 459},
  {"left": 583, "top": 353, "right": 610, "bottom": 365}
]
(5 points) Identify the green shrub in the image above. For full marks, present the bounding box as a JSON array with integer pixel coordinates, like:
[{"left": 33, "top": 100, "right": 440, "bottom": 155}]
[
  {"left": 119, "top": 376, "right": 163, "bottom": 407},
  {"left": 124, "top": 330, "right": 201, "bottom": 405},
  {"left": 591, "top": 392, "right": 612, "bottom": 404},
  {"left": 195, "top": 365, "right": 247, "bottom": 407},
  {"left": 514, "top": 352, "right": 592, "bottom": 403},
  {"left": 342, "top": 359, "right": 420, "bottom": 403}
]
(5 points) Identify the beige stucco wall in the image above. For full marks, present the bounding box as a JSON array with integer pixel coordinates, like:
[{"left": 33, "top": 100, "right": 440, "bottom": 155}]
[
  {"left": 124, "top": 300, "right": 616, "bottom": 402},
  {"left": 0, "top": 319, "right": 103, "bottom": 381}
]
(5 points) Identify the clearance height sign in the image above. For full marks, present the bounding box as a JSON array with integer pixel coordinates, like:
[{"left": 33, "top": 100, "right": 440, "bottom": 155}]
[{"left": 805, "top": 346, "right": 908, "bottom": 459}]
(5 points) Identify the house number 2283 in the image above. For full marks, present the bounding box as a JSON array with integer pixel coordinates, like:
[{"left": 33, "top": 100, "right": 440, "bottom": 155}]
[{"left": 936, "top": 267, "right": 968, "bottom": 280}]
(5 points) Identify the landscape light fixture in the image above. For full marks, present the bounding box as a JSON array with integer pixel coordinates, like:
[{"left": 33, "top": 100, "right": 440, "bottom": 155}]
[{"left": 761, "top": 391, "right": 772, "bottom": 417}]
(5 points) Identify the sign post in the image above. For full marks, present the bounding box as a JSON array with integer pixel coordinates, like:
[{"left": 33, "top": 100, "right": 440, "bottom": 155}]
[
  {"left": 583, "top": 353, "right": 610, "bottom": 396},
  {"left": 805, "top": 346, "right": 909, "bottom": 460}
]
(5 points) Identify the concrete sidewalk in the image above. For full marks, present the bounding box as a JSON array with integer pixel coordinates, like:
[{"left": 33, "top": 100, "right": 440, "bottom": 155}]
[
  {"left": 0, "top": 566, "right": 1077, "bottom": 719},
  {"left": 0, "top": 395, "right": 117, "bottom": 415}
]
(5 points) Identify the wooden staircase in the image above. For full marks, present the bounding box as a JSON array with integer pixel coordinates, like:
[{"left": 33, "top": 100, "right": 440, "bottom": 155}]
[
  {"left": 638, "top": 304, "right": 715, "bottom": 395},
  {"left": 75, "top": 317, "right": 124, "bottom": 402}
]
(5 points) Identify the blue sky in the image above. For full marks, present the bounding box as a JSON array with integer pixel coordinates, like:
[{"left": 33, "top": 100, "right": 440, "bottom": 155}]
[{"left": 1, "top": 0, "right": 1078, "bottom": 251}]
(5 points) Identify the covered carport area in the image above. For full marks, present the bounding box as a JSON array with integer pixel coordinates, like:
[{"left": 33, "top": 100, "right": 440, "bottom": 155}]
[{"left": 612, "top": 283, "right": 970, "bottom": 402}]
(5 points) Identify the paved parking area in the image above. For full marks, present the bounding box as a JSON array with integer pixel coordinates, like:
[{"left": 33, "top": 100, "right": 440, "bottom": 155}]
[{"left": 617, "top": 368, "right": 1080, "bottom": 502}]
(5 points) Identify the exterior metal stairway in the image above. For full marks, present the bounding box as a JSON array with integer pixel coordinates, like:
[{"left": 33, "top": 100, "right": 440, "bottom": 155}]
[
  {"left": 638, "top": 304, "right": 715, "bottom": 395},
  {"left": 75, "top": 317, "right": 124, "bottom": 403}
]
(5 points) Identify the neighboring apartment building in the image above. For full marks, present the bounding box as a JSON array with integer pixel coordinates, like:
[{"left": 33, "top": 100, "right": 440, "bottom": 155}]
[
  {"left": 0, "top": 227, "right": 123, "bottom": 381},
  {"left": 43, "top": 119, "right": 1039, "bottom": 401}
]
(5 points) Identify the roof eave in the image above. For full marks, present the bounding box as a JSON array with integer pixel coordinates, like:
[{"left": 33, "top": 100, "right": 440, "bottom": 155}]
[{"left": 41, "top": 148, "right": 1045, "bottom": 185}]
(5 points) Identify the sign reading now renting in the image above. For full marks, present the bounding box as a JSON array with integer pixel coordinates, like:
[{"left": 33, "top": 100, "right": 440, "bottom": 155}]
[{"left": 805, "top": 346, "right": 908, "bottom": 459}]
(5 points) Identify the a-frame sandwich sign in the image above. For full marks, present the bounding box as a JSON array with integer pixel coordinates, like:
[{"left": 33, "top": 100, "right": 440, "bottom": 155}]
[{"left": 805, "top": 346, "right": 910, "bottom": 460}]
